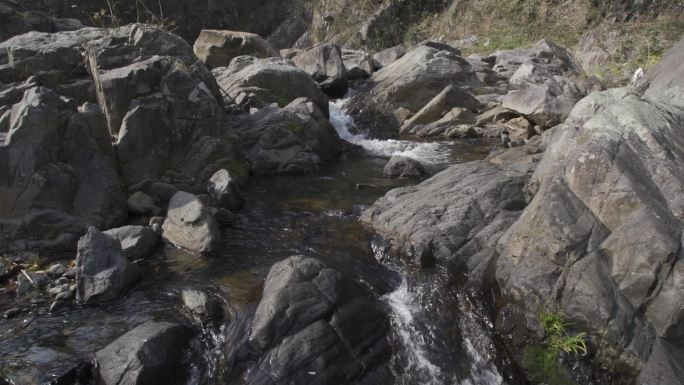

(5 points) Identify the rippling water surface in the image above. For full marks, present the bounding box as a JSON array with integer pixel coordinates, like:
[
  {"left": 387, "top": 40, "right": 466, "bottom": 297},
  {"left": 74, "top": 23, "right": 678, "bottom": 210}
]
[{"left": 1, "top": 98, "right": 502, "bottom": 385}]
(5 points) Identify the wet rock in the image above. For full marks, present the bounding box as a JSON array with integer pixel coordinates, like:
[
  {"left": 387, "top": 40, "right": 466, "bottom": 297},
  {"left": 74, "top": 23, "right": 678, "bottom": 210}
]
[
  {"left": 127, "top": 192, "right": 158, "bottom": 216},
  {"left": 149, "top": 217, "right": 164, "bottom": 235},
  {"left": 207, "top": 169, "right": 244, "bottom": 211},
  {"left": 210, "top": 207, "right": 238, "bottom": 225},
  {"left": 0, "top": 87, "right": 126, "bottom": 253},
  {"left": 3, "top": 307, "right": 21, "bottom": 319},
  {"left": 246, "top": 255, "right": 390, "bottom": 384},
  {"left": 292, "top": 43, "right": 348, "bottom": 98},
  {"left": 372, "top": 44, "right": 407, "bottom": 69},
  {"left": 230, "top": 98, "right": 343, "bottom": 175},
  {"left": 95, "top": 321, "right": 193, "bottom": 385},
  {"left": 182, "top": 289, "right": 224, "bottom": 324},
  {"left": 75, "top": 227, "right": 141, "bottom": 305},
  {"left": 212, "top": 56, "right": 329, "bottom": 117},
  {"left": 16, "top": 270, "right": 48, "bottom": 295},
  {"left": 193, "top": 30, "right": 278, "bottom": 69},
  {"left": 104, "top": 225, "right": 160, "bottom": 260},
  {"left": 162, "top": 192, "right": 221, "bottom": 254},
  {"left": 383, "top": 156, "right": 427, "bottom": 178}
]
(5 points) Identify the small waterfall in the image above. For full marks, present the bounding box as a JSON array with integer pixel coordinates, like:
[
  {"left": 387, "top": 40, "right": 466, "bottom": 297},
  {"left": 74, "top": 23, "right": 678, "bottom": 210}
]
[
  {"left": 458, "top": 294, "right": 505, "bottom": 385},
  {"left": 384, "top": 276, "right": 445, "bottom": 385},
  {"left": 329, "top": 99, "right": 456, "bottom": 166}
]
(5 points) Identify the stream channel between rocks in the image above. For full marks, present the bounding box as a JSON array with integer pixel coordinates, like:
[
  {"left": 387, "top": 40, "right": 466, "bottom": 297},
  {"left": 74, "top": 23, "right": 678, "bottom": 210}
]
[{"left": 1, "top": 98, "right": 507, "bottom": 385}]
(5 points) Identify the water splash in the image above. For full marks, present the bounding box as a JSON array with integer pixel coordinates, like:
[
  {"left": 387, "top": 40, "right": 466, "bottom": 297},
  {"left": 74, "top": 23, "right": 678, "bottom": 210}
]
[
  {"left": 384, "top": 277, "right": 445, "bottom": 385},
  {"left": 329, "top": 99, "right": 456, "bottom": 165}
]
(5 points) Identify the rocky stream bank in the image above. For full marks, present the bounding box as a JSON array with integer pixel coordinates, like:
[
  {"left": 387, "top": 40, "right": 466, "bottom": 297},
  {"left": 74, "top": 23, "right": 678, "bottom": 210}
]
[{"left": 0, "top": 21, "right": 683, "bottom": 385}]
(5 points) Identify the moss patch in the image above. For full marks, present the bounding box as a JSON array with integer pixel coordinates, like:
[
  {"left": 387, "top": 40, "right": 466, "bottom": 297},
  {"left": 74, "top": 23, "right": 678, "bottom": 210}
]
[{"left": 523, "top": 345, "right": 578, "bottom": 385}]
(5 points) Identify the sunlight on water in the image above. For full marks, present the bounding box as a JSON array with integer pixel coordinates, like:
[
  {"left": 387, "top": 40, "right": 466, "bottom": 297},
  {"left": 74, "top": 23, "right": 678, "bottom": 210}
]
[
  {"left": 329, "top": 99, "right": 456, "bottom": 165},
  {"left": 384, "top": 277, "right": 445, "bottom": 385}
]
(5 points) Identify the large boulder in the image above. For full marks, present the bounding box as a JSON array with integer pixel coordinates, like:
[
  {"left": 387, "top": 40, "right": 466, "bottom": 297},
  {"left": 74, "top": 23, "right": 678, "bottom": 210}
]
[
  {"left": 87, "top": 24, "right": 248, "bottom": 190},
  {"left": 292, "top": 43, "right": 348, "bottom": 98},
  {"left": 502, "top": 62, "right": 585, "bottom": 128},
  {"left": 193, "top": 30, "right": 278, "bottom": 69},
  {"left": 212, "top": 56, "right": 329, "bottom": 116},
  {"left": 341, "top": 49, "right": 374, "bottom": 80},
  {"left": 399, "top": 84, "right": 479, "bottom": 134},
  {"left": 231, "top": 98, "right": 343, "bottom": 175},
  {"left": 0, "top": 28, "right": 105, "bottom": 101},
  {"left": 245, "top": 255, "right": 391, "bottom": 385},
  {"left": 487, "top": 39, "right": 587, "bottom": 128},
  {"left": 493, "top": 34, "right": 684, "bottom": 380},
  {"left": 642, "top": 36, "right": 684, "bottom": 107},
  {"left": 0, "top": 87, "right": 126, "bottom": 252},
  {"left": 95, "top": 321, "right": 193, "bottom": 385},
  {"left": 75, "top": 227, "right": 141, "bottom": 305},
  {"left": 361, "top": 156, "right": 535, "bottom": 268},
  {"left": 371, "top": 44, "right": 407, "bottom": 69},
  {"left": 162, "top": 192, "right": 221, "bottom": 254},
  {"left": 345, "top": 45, "right": 476, "bottom": 138}
]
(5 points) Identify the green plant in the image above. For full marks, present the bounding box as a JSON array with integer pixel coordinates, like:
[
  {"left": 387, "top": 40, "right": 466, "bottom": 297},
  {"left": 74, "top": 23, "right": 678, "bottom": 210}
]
[
  {"left": 540, "top": 310, "right": 588, "bottom": 357},
  {"left": 521, "top": 310, "right": 588, "bottom": 384}
]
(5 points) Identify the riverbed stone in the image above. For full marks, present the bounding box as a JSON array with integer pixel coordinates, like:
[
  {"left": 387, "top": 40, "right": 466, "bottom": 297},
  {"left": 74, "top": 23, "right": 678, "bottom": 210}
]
[
  {"left": 182, "top": 289, "right": 224, "bottom": 324},
  {"left": 207, "top": 169, "right": 244, "bottom": 211},
  {"left": 162, "top": 192, "right": 221, "bottom": 254},
  {"left": 95, "top": 321, "right": 193, "bottom": 385},
  {"left": 75, "top": 227, "right": 141, "bottom": 305},
  {"left": 383, "top": 156, "right": 427, "bottom": 178},
  {"left": 104, "top": 225, "right": 159, "bottom": 260}
]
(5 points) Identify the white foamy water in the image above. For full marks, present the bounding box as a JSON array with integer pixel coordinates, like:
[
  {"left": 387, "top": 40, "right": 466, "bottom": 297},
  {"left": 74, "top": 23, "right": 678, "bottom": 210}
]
[
  {"left": 329, "top": 99, "right": 455, "bottom": 165},
  {"left": 384, "top": 277, "right": 445, "bottom": 385}
]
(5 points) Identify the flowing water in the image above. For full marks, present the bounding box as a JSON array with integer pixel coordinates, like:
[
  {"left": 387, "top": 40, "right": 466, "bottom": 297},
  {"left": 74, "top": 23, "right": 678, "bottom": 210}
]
[{"left": 0, "top": 98, "right": 505, "bottom": 385}]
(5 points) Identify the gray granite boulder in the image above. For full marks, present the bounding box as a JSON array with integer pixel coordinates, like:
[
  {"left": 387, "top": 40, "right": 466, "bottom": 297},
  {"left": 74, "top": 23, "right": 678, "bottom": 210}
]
[
  {"left": 162, "top": 192, "right": 221, "bottom": 254},
  {"left": 75, "top": 227, "right": 141, "bottom": 305}
]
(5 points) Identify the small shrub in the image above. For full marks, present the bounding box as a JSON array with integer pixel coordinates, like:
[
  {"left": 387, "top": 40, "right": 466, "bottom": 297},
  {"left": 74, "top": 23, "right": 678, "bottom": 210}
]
[
  {"left": 540, "top": 310, "right": 588, "bottom": 357},
  {"left": 522, "top": 310, "right": 587, "bottom": 384}
]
